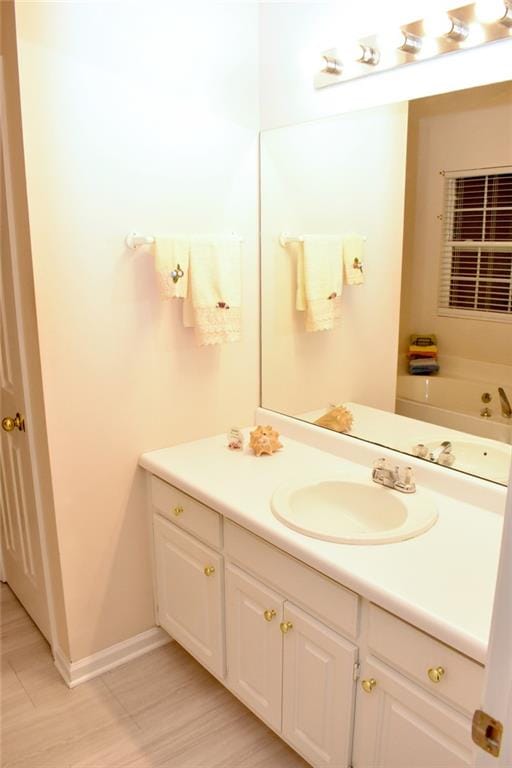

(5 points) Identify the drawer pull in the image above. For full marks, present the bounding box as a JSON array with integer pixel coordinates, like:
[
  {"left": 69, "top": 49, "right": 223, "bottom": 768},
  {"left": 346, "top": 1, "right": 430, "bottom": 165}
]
[
  {"left": 280, "top": 621, "right": 293, "bottom": 634},
  {"left": 173, "top": 506, "right": 184, "bottom": 516},
  {"left": 264, "top": 609, "right": 277, "bottom": 622},
  {"left": 361, "top": 678, "right": 377, "bottom": 694},
  {"left": 204, "top": 565, "right": 216, "bottom": 577},
  {"left": 427, "top": 666, "right": 445, "bottom": 683}
]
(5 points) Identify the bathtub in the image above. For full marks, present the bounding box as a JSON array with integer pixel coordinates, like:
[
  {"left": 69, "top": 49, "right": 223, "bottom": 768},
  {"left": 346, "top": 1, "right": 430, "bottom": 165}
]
[{"left": 396, "top": 374, "right": 512, "bottom": 445}]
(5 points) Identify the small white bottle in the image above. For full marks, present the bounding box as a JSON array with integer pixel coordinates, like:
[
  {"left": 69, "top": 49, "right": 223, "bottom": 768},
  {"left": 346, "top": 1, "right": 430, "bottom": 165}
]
[{"left": 227, "top": 428, "right": 244, "bottom": 451}]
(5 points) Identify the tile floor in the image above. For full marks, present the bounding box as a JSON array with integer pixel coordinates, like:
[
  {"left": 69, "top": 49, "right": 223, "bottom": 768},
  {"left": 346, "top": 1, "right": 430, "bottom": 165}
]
[{"left": 0, "top": 584, "right": 308, "bottom": 767}]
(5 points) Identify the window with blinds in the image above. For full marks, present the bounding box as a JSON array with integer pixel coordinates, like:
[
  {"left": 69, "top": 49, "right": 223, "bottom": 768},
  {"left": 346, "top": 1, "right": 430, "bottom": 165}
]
[{"left": 438, "top": 168, "right": 512, "bottom": 322}]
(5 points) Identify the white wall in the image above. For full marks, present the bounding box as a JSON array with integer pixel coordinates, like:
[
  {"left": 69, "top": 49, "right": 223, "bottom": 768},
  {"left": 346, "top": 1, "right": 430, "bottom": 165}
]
[
  {"left": 15, "top": 0, "right": 259, "bottom": 661},
  {"left": 260, "top": 0, "right": 512, "bottom": 129},
  {"left": 261, "top": 102, "right": 408, "bottom": 415}
]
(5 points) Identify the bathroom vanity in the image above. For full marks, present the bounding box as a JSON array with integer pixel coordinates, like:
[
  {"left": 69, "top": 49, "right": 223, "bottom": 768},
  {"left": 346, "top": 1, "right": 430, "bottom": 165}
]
[{"left": 140, "top": 421, "right": 504, "bottom": 768}]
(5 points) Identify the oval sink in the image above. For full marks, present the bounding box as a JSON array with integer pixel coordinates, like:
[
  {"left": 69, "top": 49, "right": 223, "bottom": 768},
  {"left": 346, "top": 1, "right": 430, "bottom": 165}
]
[
  {"left": 271, "top": 478, "right": 438, "bottom": 545},
  {"left": 420, "top": 440, "right": 511, "bottom": 484}
]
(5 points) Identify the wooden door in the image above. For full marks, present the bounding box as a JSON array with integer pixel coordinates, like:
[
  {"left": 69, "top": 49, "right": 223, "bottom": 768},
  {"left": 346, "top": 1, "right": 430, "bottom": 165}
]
[
  {"left": 282, "top": 602, "right": 357, "bottom": 768},
  {"left": 153, "top": 514, "right": 224, "bottom": 677},
  {"left": 353, "top": 659, "right": 475, "bottom": 768},
  {"left": 225, "top": 562, "right": 283, "bottom": 731},
  {"left": 0, "top": 140, "right": 50, "bottom": 639}
]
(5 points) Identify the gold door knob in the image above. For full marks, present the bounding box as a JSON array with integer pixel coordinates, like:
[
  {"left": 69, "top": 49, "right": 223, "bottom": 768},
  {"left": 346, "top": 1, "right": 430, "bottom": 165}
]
[
  {"left": 173, "top": 506, "right": 184, "bottom": 516},
  {"left": 2, "top": 413, "right": 25, "bottom": 433},
  {"left": 280, "top": 621, "right": 293, "bottom": 634},
  {"left": 427, "top": 666, "right": 445, "bottom": 683},
  {"left": 263, "top": 609, "right": 276, "bottom": 622},
  {"left": 361, "top": 678, "right": 377, "bottom": 694},
  {"left": 204, "top": 565, "right": 215, "bottom": 577}
]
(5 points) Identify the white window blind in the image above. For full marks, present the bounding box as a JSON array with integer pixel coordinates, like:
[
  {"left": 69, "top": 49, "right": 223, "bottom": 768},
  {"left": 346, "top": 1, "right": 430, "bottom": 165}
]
[{"left": 438, "top": 168, "right": 512, "bottom": 322}]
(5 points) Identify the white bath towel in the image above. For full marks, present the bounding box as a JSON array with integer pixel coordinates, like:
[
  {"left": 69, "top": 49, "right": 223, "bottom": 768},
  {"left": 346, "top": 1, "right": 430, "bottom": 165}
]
[
  {"left": 343, "top": 234, "right": 365, "bottom": 285},
  {"left": 183, "top": 236, "right": 242, "bottom": 346},
  {"left": 296, "top": 235, "right": 343, "bottom": 332},
  {"left": 154, "top": 237, "right": 189, "bottom": 299}
]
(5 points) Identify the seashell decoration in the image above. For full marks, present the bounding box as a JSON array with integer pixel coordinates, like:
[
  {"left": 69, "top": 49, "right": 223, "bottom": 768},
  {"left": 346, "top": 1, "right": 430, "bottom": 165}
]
[
  {"left": 249, "top": 425, "right": 283, "bottom": 457},
  {"left": 314, "top": 405, "right": 353, "bottom": 434}
]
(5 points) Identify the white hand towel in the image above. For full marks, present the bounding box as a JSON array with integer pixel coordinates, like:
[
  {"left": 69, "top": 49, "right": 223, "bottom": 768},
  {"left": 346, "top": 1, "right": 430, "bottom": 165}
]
[
  {"left": 154, "top": 238, "right": 189, "bottom": 299},
  {"left": 343, "top": 234, "right": 365, "bottom": 285},
  {"left": 183, "top": 236, "right": 242, "bottom": 346},
  {"left": 296, "top": 235, "right": 343, "bottom": 332}
]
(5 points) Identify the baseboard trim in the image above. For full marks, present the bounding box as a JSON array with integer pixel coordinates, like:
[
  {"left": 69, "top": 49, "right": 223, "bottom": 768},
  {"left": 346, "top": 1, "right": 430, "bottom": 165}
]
[{"left": 53, "top": 627, "right": 171, "bottom": 688}]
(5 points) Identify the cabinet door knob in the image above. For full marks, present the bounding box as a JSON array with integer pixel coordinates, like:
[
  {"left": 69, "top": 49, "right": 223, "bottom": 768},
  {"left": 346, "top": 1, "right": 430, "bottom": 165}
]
[
  {"left": 263, "top": 609, "right": 276, "bottom": 622},
  {"left": 427, "top": 666, "right": 445, "bottom": 683},
  {"left": 172, "top": 506, "right": 184, "bottom": 516},
  {"left": 361, "top": 678, "right": 377, "bottom": 694},
  {"left": 280, "top": 621, "right": 293, "bottom": 634},
  {"left": 204, "top": 565, "right": 215, "bottom": 577}
]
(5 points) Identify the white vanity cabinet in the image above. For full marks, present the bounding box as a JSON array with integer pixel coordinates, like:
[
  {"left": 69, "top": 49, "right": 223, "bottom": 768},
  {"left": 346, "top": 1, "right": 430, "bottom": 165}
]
[
  {"left": 352, "top": 604, "right": 482, "bottom": 768},
  {"left": 147, "top": 473, "right": 484, "bottom": 768},
  {"left": 225, "top": 562, "right": 358, "bottom": 768},
  {"left": 151, "top": 476, "right": 225, "bottom": 678},
  {"left": 353, "top": 657, "right": 474, "bottom": 768}
]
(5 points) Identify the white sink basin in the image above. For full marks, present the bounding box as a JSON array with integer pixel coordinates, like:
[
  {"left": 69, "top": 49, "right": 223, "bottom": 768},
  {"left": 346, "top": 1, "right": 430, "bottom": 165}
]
[
  {"left": 421, "top": 440, "right": 511, "bottom": 484},
  {"left": 271, "top": 477, "right": 438, "bottom": 545}
]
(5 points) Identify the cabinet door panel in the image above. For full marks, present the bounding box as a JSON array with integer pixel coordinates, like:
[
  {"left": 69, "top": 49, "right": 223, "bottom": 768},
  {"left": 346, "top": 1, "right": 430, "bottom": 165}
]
[
  {"left": 225, "top": 562, "right": 283, "bottom": 731},
  {"left": 282, "top": 603, "right": 357, "bottom": 768},
  {"left": 153, "top": 514, "right": 224, "bottom": 677},
  {"left": 353, "top": 659, "right": 474, "bottom": 768}
]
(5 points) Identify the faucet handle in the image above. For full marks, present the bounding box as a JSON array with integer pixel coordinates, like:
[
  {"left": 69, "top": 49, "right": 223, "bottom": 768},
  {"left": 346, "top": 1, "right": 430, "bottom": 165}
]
[{"left": 395, "top": 465, "right": 416, "bottom": 494}]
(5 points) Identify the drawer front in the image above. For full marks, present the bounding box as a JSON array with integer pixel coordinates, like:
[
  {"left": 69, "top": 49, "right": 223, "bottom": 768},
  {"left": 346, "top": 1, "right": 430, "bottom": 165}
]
[
  {"left": 224, "top": 520, "right": 359, "bottom": 639},
  {"left": 368, "top": 604, "right": 484, "bottom": 715},
  {"left": 151, "top": 475, "right": 222, "bottom": 548}
]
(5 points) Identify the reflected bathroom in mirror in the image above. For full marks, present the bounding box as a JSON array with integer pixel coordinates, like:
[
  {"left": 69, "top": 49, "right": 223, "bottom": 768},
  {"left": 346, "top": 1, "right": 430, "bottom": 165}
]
[{"left": 261, "top": 81, "right": 512, "bottom": 485}]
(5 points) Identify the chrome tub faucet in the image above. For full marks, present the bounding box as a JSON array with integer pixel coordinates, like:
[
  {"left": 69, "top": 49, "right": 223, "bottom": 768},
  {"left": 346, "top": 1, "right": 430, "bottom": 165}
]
[{"left": 498, "top": 387, "right": 511, "bottom": 418}]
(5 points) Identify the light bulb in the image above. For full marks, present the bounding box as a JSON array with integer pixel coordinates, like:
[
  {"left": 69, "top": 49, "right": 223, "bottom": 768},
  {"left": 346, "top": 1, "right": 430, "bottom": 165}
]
[
  {"left": 378, "top": 28, "right": 408, "bottom": 51},
  {"left": 378, "top": 28, "right": 422, "bottom": 55},
  {"left": 320, "top": 54, "right": 343, "bottom": 75},
  {"left": 424, "top": 12, "right": 468, "bottom": 40},
  {"left": 350, "top": 42, "right": 380, "bottom": 65},
  {"left": 423, "top": 13, "right": 454, "bottom": 37},
  {"left": 475, "top": 0, "right": 507, "bottom": 23}
]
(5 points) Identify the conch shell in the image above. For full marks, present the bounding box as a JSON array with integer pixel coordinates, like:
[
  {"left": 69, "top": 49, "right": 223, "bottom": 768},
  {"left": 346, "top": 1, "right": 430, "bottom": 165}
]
[
  {"left": 314, "top": 405, "right": 353, "bottom": 433},
  {"left": 249, "top": 425, "right": 283, "bottom": 457}
]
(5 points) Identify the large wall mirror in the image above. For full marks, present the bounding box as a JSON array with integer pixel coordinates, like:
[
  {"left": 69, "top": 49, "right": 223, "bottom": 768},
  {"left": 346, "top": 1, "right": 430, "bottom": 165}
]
[{"left": 261, "top": 81, "right": 512, "bottom": 486}]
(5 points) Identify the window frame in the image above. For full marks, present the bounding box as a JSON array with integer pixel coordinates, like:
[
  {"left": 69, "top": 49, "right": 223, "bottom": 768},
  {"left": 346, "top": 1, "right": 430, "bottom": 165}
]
[{"left": 437, "top": 165, "right": 512, "bottom": 325}]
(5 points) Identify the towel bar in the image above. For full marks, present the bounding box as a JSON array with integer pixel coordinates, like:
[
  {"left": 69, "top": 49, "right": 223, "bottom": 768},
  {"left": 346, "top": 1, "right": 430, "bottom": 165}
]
[
  {"left": 280, "top": 232, "right": 367, "bottom": 247},
  {"left": 125, "top": 232, "right": 155, "bottom": 249},
  {"left": 126, "top": 232, "right": 244, "bottom": 249}
]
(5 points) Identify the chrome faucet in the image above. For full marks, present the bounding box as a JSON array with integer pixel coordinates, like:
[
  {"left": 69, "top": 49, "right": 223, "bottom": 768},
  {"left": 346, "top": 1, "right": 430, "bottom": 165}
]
[
  {"left": 498, "top": 387, "right": 512, "bottom": 418},
  {"left": 372, "top": 458, "right": 416, "bottom": 494},
  {"left": 430, "top": 441, "right": 455, "bottom": 466}
]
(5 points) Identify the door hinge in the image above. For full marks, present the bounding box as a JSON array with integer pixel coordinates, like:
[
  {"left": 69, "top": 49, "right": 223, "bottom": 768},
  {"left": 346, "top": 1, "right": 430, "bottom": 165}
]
[
  {"left": 472, "top": 709, "right": 503, "bottom": 758},
  {"left": 353, "top": 662, "right": 360, "bottom": 681}
]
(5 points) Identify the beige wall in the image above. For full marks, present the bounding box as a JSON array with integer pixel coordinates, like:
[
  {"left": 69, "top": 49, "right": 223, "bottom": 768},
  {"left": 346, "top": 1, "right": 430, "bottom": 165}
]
[
  {"left": 399, "top": 83, "right": 512, "bottom": 366},
  {"left": 261, "top": 102, "right": 409, "bottom": 416},
  {"left": 15, "top": 1, "right": 259, "bottom": 660}
]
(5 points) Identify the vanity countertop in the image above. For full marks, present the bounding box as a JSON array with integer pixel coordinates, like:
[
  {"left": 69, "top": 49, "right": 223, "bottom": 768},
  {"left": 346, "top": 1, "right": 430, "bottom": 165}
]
[{"left": 140, "top": 429, "right": 504, "bottom": 664}]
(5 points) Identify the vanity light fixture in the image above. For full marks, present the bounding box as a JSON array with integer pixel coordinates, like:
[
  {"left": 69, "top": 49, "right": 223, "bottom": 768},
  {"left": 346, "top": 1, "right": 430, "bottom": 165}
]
[
  {"left": 315, "top": 1, "right": 511, "bottom": 89},
  {"left": 475, "top": 0, "right": 512, "bottom": 25},
  {"left": 423, "top": 12, "right": 469, "bottom": 40}
]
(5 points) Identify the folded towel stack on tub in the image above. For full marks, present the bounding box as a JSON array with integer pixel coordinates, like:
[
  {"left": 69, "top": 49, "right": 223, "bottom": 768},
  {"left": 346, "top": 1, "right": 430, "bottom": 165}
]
[{"left": 408, "top": 334, "right": 439, "bottom": 375}]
